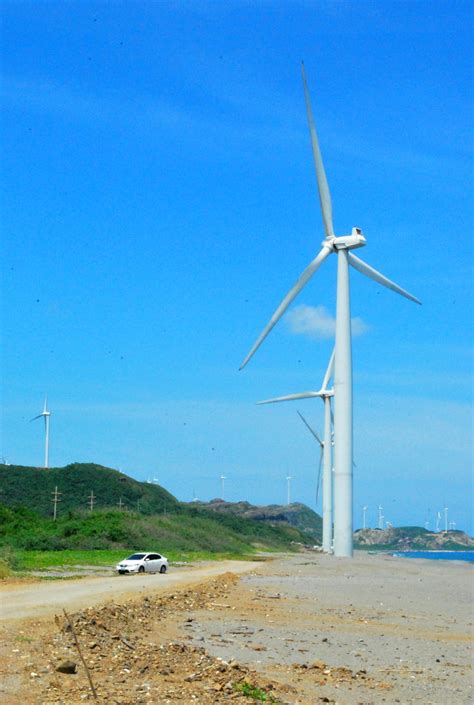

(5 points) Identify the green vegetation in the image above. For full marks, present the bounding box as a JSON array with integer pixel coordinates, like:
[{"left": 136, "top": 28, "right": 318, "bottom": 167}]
[
  {"left": 0, "top": 462, "right": 319, "bottom": 575},
  {"left": 0, "top": 504, "right": 306, "bottom": 553},
  {"left": 234, "top": 682, "right": 278, "bottom": 702},
  {"left": 0, "top": 463, "right": 177, "bottom": 516}
]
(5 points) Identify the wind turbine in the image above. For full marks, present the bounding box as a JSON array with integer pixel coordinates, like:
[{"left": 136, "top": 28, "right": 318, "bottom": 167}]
[
  {"left": 378, "top": 504, "right": 384, "bottom": 530},
  {"left": 257, "top": 350, "right": 334, "bottom": 552},
  {"left": 220, "top": 474, "right": 226, "bottom": 500},
  {"left": 444, "top": 506, "right": 448, "bottom": 533},
  {"left": 286, "top": 475, "right": 292, "bottom": 505},
  {"left": 31, "top": 397, "right": 51, "bottom": 468},
  {"left": 362, "top": 506, "right": 368, "bottom": 530},
  {"left": 239, "top": 64, "right": 421, "bottom": 557}
]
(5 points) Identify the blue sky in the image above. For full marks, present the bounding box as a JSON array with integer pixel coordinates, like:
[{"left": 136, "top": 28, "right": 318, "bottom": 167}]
[{"left": 1, "top": 1, "right": 472, "bottom": 533}]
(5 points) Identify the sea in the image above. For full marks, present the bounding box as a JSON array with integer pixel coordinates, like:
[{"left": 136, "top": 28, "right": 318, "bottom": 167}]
[{"left": 392, "top": 551, "right": 474, "bottom": 563}]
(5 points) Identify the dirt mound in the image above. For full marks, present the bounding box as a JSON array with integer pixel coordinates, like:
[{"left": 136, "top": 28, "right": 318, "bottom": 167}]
[{"left": 31, "top": 572, "right": 288, "bottom": 704}]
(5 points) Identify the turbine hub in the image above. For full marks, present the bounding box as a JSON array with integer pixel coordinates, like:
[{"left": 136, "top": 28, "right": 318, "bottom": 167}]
[{"left": 333, "top": 227, "right": 366, "bottom": 251}]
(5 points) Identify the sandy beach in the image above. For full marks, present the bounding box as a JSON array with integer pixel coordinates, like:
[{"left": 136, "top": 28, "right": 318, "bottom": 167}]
[
  {"left": 0, "top": 551, "right": 471, "bottom": 704},
  {"left": 186, "top": 552, "right": 473, "bottom": 704}
]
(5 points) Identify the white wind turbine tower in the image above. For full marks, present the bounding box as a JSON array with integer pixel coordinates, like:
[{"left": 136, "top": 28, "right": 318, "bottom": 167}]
[
  {"left": 436, "top": 511, "right": 442, "bottom": 532},
  {"left": 286, "top": 475, "right": 292, "bottom": 505},
  {"left": 362, "top": 506, "right": 368, "bottom": 530},
  {"left": 378, "top": 505, "right": 384, "bottom": 530},
  {"left": 220, "top": 474, "right": 226, "bottom": 500},
  {"left": 444, "top": 506, "right": 448, "bottom": 533},
  {"left": 31, "top": 397, "right": 51, "bottom": 469},
  {"left": 240, "top": 64, "right": 420, "bottom": 557},
  {"left": 256, "top": 350, "right": 334, "bottom": 553}
]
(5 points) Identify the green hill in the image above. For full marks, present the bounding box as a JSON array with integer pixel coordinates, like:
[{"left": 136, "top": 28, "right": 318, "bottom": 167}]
[
  {"left": 192, "top": 499, "right": 322, "bottom": 543},
  {"left": 0, "top": 463, "right": 177, "bottom": 516},
  {"left": 0, "top": 463, "right": 316, "bottom": 555}
]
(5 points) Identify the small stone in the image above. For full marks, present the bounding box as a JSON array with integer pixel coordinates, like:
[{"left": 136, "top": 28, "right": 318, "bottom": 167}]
[
  {"left": 56, "top": 660, "right": 77, "bottom": 674},
  {"left": 311, "top": 659, "right": 326, "bottom": 670}
]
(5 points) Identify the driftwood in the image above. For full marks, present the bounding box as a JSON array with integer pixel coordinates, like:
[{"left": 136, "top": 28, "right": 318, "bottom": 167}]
[{"left": 63, "top": 609, "right": 98, "bottom": 701}]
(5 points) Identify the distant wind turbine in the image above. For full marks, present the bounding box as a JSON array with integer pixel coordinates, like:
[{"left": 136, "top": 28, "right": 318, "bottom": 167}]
[
  {"left": 31, "top": 397, "right": 51, "bottom": 468},
  {"left": 362, "top": 506, "right": 368, "bottom": 530},
  {"left": 286, "top": 475, "right": 292, "bottom": 506},
  {"left": 239, "top": 64, "right": 421, "bottom": 557},
  {"left": 257, "top": 350, "right": 334, "bottom": 553},
  {"left": 378, "top": 505, "right": 384, "bottom": 530},
  {"left": 444, "top": 506, "right": 448, "bottom": 533},
  {"left": 220, "top": 474, "right": 226, "bottom": 500}
]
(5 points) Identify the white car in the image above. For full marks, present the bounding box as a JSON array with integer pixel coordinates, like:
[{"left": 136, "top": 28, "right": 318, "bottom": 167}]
[{"left": 116, "top": 552, "right": 168, "bottom": 575}]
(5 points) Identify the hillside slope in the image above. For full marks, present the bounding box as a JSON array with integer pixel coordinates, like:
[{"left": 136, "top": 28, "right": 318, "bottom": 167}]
[
  {"left": 0, "top": 464, "right": 316, "bottom": 553},
  {"left": 192, "top": 499, "right": 322, "bottom": 543},
  {"left": 0, "top": 463, "right": 178, "bottom": 516}
]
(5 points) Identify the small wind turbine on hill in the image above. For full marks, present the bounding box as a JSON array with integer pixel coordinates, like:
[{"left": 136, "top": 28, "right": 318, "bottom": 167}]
[
  {"left": 220, "top": 474, "right": 226, "bottom": 500},
  {"left": 240, "top": 64, "right": 421, "bottom": 557},
  {"left": 256, "top": 350, "right": 335, "bottom": 553},
  {"left": 286, "top": 475, "right": 292, "bottom": 505},
  {"left": 31, "top": 397, "right": 51, "bottom": 469}
]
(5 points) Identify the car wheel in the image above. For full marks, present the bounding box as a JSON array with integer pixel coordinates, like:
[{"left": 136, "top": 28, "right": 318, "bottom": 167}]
[
  {"left": 138, "top": 565, "right": 145, "bottom": 574},
  {"left": 160, "top": 565, "right": 167, "bottom": 574}
]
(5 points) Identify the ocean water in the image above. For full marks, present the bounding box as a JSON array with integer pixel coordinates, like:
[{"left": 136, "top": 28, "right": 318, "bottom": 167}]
[{"left": 392, "top": 551, "right": 474, "bottom": 563}]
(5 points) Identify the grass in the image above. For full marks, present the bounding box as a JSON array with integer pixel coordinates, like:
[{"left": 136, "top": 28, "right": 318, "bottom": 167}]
[
  {"left": 9, "top": 548, "right": 264, "bottom": 572},
  {"left": 234, "top": 682, "right": 279, "bottom": 702}
]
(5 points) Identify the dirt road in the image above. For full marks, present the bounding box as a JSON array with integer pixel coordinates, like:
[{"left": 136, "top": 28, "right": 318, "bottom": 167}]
[{"left": 0, "top": 560, "right": 256, "bottom": 621}]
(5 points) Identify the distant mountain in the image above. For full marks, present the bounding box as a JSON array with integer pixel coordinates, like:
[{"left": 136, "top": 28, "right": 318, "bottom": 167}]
[
  {"left": 354, "top": 526, "right": 474, "bottom": 551},
  {"left": 191, "top": 499, "right": 322, "bottom": 543}
]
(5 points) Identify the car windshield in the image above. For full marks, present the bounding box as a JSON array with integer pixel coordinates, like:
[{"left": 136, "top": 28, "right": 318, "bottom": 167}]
[{"left": 126, "top": 553, "right": 146, "bottom": 561}]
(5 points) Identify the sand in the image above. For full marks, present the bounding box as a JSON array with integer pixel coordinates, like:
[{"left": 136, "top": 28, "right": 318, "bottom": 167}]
[
  {"left": 0, "top": 550, "right": 471, "bottom": 704},
  {"left": 183, "top": 551, "right": 473, "bottom": 703}
]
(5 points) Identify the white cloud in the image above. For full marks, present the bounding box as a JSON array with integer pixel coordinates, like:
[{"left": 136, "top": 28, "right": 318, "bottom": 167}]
[{"left": 285, "top": 304, "right": 370, "bottom": 339}]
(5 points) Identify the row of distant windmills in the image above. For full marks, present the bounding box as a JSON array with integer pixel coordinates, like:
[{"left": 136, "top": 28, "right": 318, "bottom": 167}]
[{"left": 239, "top": 64, "right": 420, "bottom": 558}]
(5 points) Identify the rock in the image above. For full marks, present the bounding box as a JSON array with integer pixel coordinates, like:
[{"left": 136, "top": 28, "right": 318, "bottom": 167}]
[
  {"left": 251, "top": 644, "right": 267, "bottom": 651},
  {"left": 311, "top": 659, "right": 326, "bottom": 670},
  {"left": 56, "top": 660, "right": 77, "bottom": 674}
]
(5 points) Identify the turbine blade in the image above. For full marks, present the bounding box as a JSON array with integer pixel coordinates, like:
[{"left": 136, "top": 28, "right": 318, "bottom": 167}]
[
  {"left": 301, "top": 62, "right": 334, "bottom": 239},
  {"left": 316, "top": 446, "right": 323, "bottom": 504},
  {"left": 257, "top": 391, "right": 324, "bottom": 405},
  {"left": 30, "top": 414, "right": 42, "bottom": 422},
  {"left": 321, "top": 347, "right": 335, "bottom": 391},
  {"left": 239, "top": 246, "right": 332, "bottom": 369},
  {"left": 297, "top": 410, "right": 323, "bottom": 446},
  {"left": 348, "top": 253, "right": 421, "bottom": 305}
]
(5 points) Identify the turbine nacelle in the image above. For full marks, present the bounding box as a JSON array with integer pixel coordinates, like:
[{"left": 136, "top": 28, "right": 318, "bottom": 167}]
[{"left": 332, "top": 227, "right": 366, "bottom": 251}]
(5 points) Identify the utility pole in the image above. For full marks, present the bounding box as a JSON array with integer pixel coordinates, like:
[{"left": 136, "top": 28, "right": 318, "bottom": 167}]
[
  {"left": 89, "top": 491, "right": 95, "bottom": 512},
  {"left": 286, "top": 475, "right": 292, "bottom": 506},
  {"left": 136, "top": 499, "right": 141, "bottom": 512},
  {"left": 51, "top": 486, "right": 61, "bottom": 520},
  {"left": 118, "top": 497, "right": 124, "bottom": 510}
]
